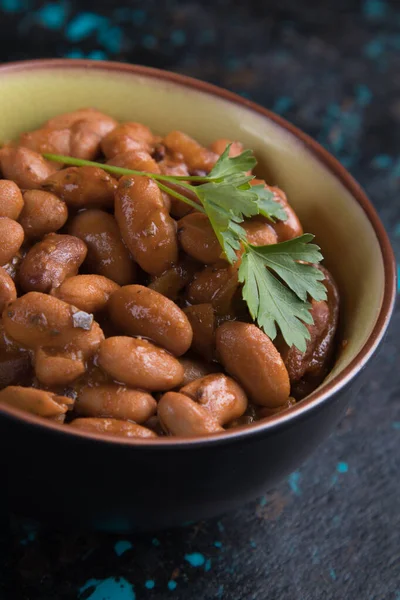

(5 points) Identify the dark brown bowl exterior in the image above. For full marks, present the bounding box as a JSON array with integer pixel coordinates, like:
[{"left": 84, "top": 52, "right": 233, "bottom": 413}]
[{"left": 0, "top": 60, "right": 396, "bottom": 532}]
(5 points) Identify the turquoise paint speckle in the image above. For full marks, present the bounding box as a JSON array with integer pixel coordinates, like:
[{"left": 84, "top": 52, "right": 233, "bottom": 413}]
[
  {"left": 355, "top": 84, "right": 373, "bottom": 106},
  {"left": 392, "top": 421, "right": 400, "bottom": 430},
  {"left": 167, "top": 581, "right": 177, "bottom": 591},
  {"left": 288, "top": 470, "right": 301, "bottom": 495},
  {"left": 337, "top": 462, "right": 349, "bottom": 473},
  {"left": 185, "top": 552, "right": 205, "bottom": 567},
  {"left": 363, "top": 0, "right": 388, "bottom": 19},
  {"left": 0, "top": 0, "right": 25, "bottom": 13},
  {"left": 36, "top": 2, "right": 67, "bottom": 29},
  {"left": 273, "top": 96, "right": 293, "bottom": 114},
  {"left": 394, "top": 223, "right": 400, "bottom": 237},
  {"left": 364, "top": 39, "right": 385, "bottom": 59},
  {"left": 199, "top": 29, "right": 215, "bottom": 44},
  {"left": 259, "top": 495, "right": 267, "bottom": 507},
  {"left": 97, "top": 26, "right": 122, "bottom": 53},
  {"left": 329, "top": 568, "right": 337, "bottom": 581},
  {"left": 65, "top": 12, "right": 107, "bottom": 42},
  {"left": 217, "top": 521, "right": 225, "bottom": 533},
  {"left": 152, "top": 537, "right": 160, "bottom": 547},
  {"left": 216, "top": 584, "right": 224, "bottom": 598},
  {"left": 79, "top": 577, "right": 135, "bottom": 600},
  {"left": 20, "top": 530, "right": 36, "bottom": 545},
  {"left": 144, "top": 580, "right": 155, "bottom": 590},
  {"left": 214, "top": 541, "right": 222, "bottom": 548},
  {"left": 142, "top": 34, "right": 157, "bottom": 49},
  {"left": 250, "top": 540, "right": 257, "bottom": 548},
  {"left": 131, "top": 9, "right": 146, "bottom": 25},
  {"left": 204, "top": 558, "right": 212, "bottom": 572},
  {"left": 87, "top": 49, "right": 108, "bottom": 60},
  {"left": 114, "top": 540, "right": 132, "bottom": 556},
  {"left": 63, "top": 49, "right": 85, "bottom": 58},
  {"left": 372, "top": 154, "right": 393, "bottom": 169},
  {"left": 170, "top": 30, "right": 186, "bottom": 46}
]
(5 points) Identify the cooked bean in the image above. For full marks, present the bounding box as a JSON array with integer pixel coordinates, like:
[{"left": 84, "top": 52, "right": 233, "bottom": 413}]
[
  {"left": 51, "top": 274, "right": 119, "bottom": 313},
  {"left": 0, "top": 386, "right": 72, "bottom": 417},
  {"left": 3, "top": 292, "right": 104, "bottom": 357},
  {"left": 186, "top": 261, "right": 241, "bottom": 317},
  {"left": 43, "top": 166, "right": 117, "bottom": 210},
  {"left": 69, "top": 417, "right": 157, "bottom": 438},
  {"left": 20, "top": 190, "right": 68, "bottom": 239},
  {"left": 258, "top": 397, "right": 297, "bottom": 419},
  {"left": 181, "top": 373, "right": 248, "bottom": 425},
  {"left": 19, "top": 127, "right": 71, "bottom": 155},
  {"left": 108, "top": 285, "right": 192, "bottom": 356},
  {"left": 179, "top": 357, "right": 219, "bottom": 387},
  {"left": 34, "top": 348, "right": 85, "bottom": 387},
  {"left": 243, "top": 219, "right": 278, "bottom": 246},
  {"left": 45, "top": 108, "right": 118, "bottom": 131},
  {"left": 0, "top": 180, "right": 24, "bottom": 220},
  {"left": 216, "top": 321, "right": 290, "bottom": 407},
  {"left": 101, "top": 122, "right": 154, "bottom": 158},
  {"left": 210, "top": 139, "right": 244, "bottom": 157},
  {"left": 163, "top": 131, "right": 218, "bottom": 173},
  {"left": 250, "top": 180, "right": 302, "bottom": 242},
  {"left": 115, "top": 175, "right": 178, "bottom": 275},
  {"left": 0, "top": 146, "right": 58, "bottom": 189},
  {"left": 178, "top": 213, "right": 221, "bottom": 264},
  {"left": 159, "top": 157, "right": 192, "bottom": 217},
  {"left": 3, "top": 251, "right": 24, "bottom": 282},
  {"left": 69, "top": 118, "right": 116, "bottom": 160},
  {"left": 0, "top": 218, "right": 24, "bottom": 266},
  {"left": 0, "top": 267, "right": 17, "bottom": 313},
  {"left": 69, "top": 209, "right": 136, "bottom": 285},
  {"left": 184, "top": 303, "right": 215, "bottom": 361},
  {"left": 107, "top": 149, "right": 161, "bottom": 173},
  {"left": 19, "top": 233, "right": 87, "bottom": 293},
  {"left": 148, "top": 257, "right": 198, "bottom": 301},
  {"left": 158, "top": 392, "right": 223, "bottom": 437},
  {"left": 0, "top": 321, "right": 32, "bottom": 389},
  {"left": 75, "top": 384, "right": 157, "bottom": 422},
  {"left": 98, "top": 336, "right": 184, "bottom": 391}
]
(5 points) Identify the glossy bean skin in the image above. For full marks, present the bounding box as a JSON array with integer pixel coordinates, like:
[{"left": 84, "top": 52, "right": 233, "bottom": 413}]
[
  {"left": 34, "top": 348, "right": 86, "bottom": 387},
  {"left": 159, "top": 157, "right": 192, "bottom": 217},
  {"left": 184, "top": 303, "right": 215, "bottom": 361},
  {"left": 3, "top": 292, "right": 104, "bottom": 358},
  {"left": 45, "top": 108, "right": 118, "bottom": 131},
  {"left": 216, "top": 322, "right": 290, "bottom": 407},
  {"left": 69, "top": 209, "right": 136, "bottom": 286},
  {"left": 0, "top": 386, "right": 72, "bottom": 417},
  {"left": 0, "top": 321, "right": 32, "bottom": 389},
  {"left": 19, "top": 127, "right": 71, "bottom": 155},
  {"left": 2, "top": 252, "right": 24, "bottom": 283},
  {"left": 243, "top": 219, "right": 278, "bottom": 246},
  {"left": 210, "top": 139, "right": 244, "bottom": 157},
  {"left": 163, "top": 131, "right": 218, "bottom": 173},
  {"left": 0, "top": 146, "right": 58, "bottom": 189},
  {"left": 186, "top": 261, "right": 241, "bottom": 318},
  {"left": 0, "top": 267, "right": 17, "bottom": 313},
  {"left": 107, "top": 149, "right": 161, "bottom": 174},
  {"left": 42, "top": 167, "right": 117, "bottom": 209},
  {"left": 250, "top": 180, "right": 303, "bottom": 242},
  {"left": 115, "top": 175, "right": 178, "bottom": 275},
  {"left": 148, "top": 257, "right": 199, "bottom": 301},
  {"left": 98, "top": 336, "right": 184, "bottom": 390},
  {"left": 20, "top": 190, "right": 68, "bottom": 239},
  {"left": 101, "top": 122, "right": 154, "bottom": 158},
  {"left": 69, "top": 117, "right": 117, "bottom": 160},
  {"left": 69, "top": 417, "right": 157, "bottom": 438},
  {"left": 51, "top": 274, "right": 119, "bottom": 314},
  {"left": 0, "top": 218, "right": 24, "bottom": 266},
  {"left": 108, "top": 285, "right": 193, "bottom": 356},
  {"left": 179, "top": 357, "right": 219, "bottom": 387},
  {"left": 75, "top": 384, "right": 157, "bottom": 423},
  {"left": 19, "top": 233, "right": 87, "bottom": 293},
  {"left": 158, "top": 392, "right": 223, "bottom": 437},
  {"left": 181, "top": 373, "right": 248, "bottom": 425},
  {"left": 0, "top": 180, "right": 24, "bottom": 220},
  {"left": 178, "top": 213, "right": 221, "bottom": 264}
]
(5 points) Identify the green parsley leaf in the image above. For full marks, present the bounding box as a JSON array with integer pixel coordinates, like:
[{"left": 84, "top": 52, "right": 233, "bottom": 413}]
[
  {"left": 209, "top": 144, "right": 257, "bottom": 179},
  {"left": 238, "top": 235, "right": 327, "bottom": 351},
  {"left": 250, "top": 184, "right": 288, "bottom": 222}
]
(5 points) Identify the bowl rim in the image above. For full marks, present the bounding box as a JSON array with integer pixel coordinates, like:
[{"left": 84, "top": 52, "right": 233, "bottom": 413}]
[{"left": 0, "top": 58, "right": 396, "bottom": 447}]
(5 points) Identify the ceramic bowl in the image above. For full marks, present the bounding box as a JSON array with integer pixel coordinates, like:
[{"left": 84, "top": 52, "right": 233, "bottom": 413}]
[{"left": 0, "top": 59, "right": 396, "bottom": 532}]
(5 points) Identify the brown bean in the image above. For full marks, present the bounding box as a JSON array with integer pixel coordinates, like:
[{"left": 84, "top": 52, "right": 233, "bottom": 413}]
[
  {"left": 69, "top": 209, "right": 136, "bottom": 285},
  {"left": 0, "top": 267, "right": 17, "bottom": 313},
  {"left": 0, "top": 386, "right": 71, "bottom": 417},
  {"left": 3, "top": 251, "right": 24, "bottom": 282},
  {"left": 184, "top": 303, "right": 215, "bottom": 360},
  {"left": 19, "top": 233, "right": 87, "bottom": 293},
  {"left": 258, "top": 397, "right": 297, "bottom": 420},
  {"left": 69, "top": 118, "right": 117, "bottom": 160},
  {"left": 163, "top": 131, "right": 218, "bottom": 173},
  {"left": 181, "top": 373, "right": 248, "bottom": 425},
  {"left": 3, "top": 292, "right": 104, "bottom": 358},
  {"left": 19, "top": 190, "right": 68, "bottom": 239},
  {"left": 115, "top": 175, "right": 178, "bottom": 275},
  {"left": 75, "top": 384, "right": 157, "bottom": 423},
  {"left": 0, "top": 146, "right": 58, "bottom": 189},
  {"left": 34, "top": 348, "right": 85, "bottom": 387},
  {"left": 186, "top": 262, "right": 241, "bottom": 319},
  {"left": 242, "top": 219, "right": 278, "bottom": 246},
  {"left": 45, "top": 108, "right": 118, "bottom": 131},
  {"left": 159, "top": 157, "right": 192, "bottom": 217},
  {"left": 101, "top": 122, "right": 154, "bottom": 158},
  {"left": 69, "top": 417, "right": 157, "bottom": 438},
  {"left": 179, "top": 357, "right": 219, "bottom": 387},
  {"left": 98, "top": 336, "right": 184, "bottom": 391},
  {"left": 178, "top": 213, "right": 221, "bottom": 264},
  {"left": 51, "top": 274, "right": 119, "bottom": 313},
  {"left": 19, "top": 127, "right": 71, "bottom": 155},
  {"left": 216, "top": 321, "right": 290, "bottom": 407},
  {"left": 42, "top": 166, "right": 117, "bottom": 209},
  {"left": 148, "top": 257, "right": 199, "bottom": 301},
  {"left": 210, "top": 139, "right": 244, "bottom": 157},
  {"left": 0, "top": 218, "right": 24, "bottom": 266},
  {"left": 0, "top": 321, "right": 32, "bottom": 389},
  {"left": 107, "top": 149, "right": 161, "bottom": 174},
  {"left": 0, "top": 180, "right": 24, "bottom": 220},
  {"left": 158, "top": 392, "right": 223, "bottom": 437},
  {"left": 250, "top": 181, "right": 302, "bottom": 242},
  {"left": 108, "top": 285, "right": 192, "bottom": 356}
]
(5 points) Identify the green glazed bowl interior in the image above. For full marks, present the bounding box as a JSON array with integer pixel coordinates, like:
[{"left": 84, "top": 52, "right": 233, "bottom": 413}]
[{"left": 0, "top": 59, "right": 396, "bottom": 442}]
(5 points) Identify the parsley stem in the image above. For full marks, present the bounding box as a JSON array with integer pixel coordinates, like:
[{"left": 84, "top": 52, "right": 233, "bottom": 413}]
[{"left": 156, "top": 181, "right": 205, "bottom": 213}]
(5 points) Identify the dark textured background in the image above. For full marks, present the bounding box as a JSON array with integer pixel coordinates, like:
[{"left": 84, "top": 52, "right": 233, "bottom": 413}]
[{"left": 0, "top": 1, "right": 399, "bottom": 599}]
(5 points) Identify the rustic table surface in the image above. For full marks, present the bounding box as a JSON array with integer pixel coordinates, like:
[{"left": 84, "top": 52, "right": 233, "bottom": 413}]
[{"left": 0, "top": 1, "right": 399, "bottom": 598}]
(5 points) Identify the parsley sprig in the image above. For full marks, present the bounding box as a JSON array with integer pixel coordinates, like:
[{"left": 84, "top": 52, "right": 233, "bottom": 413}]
[{"left": 44, "top": 146, "right": 326, "bottom": 351}]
